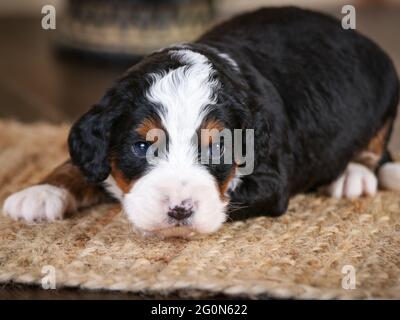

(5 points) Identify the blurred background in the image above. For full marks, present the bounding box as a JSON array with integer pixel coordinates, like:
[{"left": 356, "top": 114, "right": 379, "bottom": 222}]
[{"left": 0, "top": 0, "right": 399, "bottom": 148}]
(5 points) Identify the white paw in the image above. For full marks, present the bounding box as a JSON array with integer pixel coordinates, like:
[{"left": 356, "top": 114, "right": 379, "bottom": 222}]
[
  {"left": 321, "top": 163, "right": 377, "bottom": 199},
  {"left": 2, "top": 184, "right": 72, "bottom": 223},
  {"left": 378, "top": 162, "right": 400, "bottom": 191}
]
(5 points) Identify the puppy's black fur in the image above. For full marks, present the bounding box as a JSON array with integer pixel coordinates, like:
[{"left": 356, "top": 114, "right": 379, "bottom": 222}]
[{"left": 68, "top": 7, "right": 399, "bottom": 220}]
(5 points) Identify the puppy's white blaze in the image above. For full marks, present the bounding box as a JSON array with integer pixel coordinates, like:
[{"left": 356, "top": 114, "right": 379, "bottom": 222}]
[{"left": 146, "top": 49, "right": 218, "bottom": 165}]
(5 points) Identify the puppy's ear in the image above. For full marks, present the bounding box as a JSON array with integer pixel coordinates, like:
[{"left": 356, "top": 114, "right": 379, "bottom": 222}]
[{"left": 68, "top": 93, "right": 122, "bottom": 183}]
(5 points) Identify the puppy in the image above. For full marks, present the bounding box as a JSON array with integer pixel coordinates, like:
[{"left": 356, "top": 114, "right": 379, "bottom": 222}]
[{"left": 3, "top": 7, "right": 400, "bottom": 237}]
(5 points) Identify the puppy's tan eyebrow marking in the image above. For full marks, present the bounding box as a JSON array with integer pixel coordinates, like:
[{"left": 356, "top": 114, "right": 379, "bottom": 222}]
[
  {"left": 135, "top": 117, "right": 162, "bottom": 139},
  {"left": 203, "top": 119, "right": 224, "bottom": 131}
]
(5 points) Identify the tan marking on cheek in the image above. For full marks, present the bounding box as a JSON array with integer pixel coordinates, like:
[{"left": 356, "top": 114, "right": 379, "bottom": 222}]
[
  {"left": 202, "top": 119, "right": 232, "bottom": 200},
  {"left": 136, "top": 117, "right": 162, "bottom": 139},
  {"left": 111, "top": 161, "right": 134, "bottom": 193},
  {"left": 218, "top": 165, "right": 237, "bottom": 201}
]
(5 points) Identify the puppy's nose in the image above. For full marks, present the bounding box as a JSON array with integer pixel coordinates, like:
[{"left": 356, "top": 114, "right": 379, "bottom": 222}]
[{"left": 168, "top": 199, "right": 194, "bottom": 221}]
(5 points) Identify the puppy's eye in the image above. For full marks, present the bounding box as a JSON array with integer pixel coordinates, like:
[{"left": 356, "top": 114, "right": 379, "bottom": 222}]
[
  {"left": 132, "top": 141, "right": 150, "bottom": 157},
  {"left": 208, "top": 142, "right": 224, "bottom": 159}
]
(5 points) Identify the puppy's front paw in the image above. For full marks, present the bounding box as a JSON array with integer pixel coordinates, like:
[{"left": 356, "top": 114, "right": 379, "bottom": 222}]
[
  {"left": 320, "top": 163, "right": 377, "bottom": 199},
  {"left": 2, "top": 184, "right": 73, "bottom": 223}
]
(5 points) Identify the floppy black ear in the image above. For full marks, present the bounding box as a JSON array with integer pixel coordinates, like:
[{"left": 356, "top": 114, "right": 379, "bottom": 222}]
[{"left": 68, "top": 94, "right": 123, "bottom": 183}]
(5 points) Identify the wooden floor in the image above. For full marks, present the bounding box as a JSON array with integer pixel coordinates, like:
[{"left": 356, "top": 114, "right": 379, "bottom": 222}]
[{"left": 0, "top": 6, "right": 399, "bottom": 299}]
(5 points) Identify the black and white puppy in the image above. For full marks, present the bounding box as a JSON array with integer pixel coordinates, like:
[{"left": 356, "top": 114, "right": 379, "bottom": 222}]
[{"left": 3, "top": 7, "right": 400, "bottom": 237}]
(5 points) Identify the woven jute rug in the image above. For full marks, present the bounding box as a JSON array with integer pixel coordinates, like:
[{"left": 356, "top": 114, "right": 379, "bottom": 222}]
[{"left": 0, "top": 120, "right": 400, "bottom": 299}]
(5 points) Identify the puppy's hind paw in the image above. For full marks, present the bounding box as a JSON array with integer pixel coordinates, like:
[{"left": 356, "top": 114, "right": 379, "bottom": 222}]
[
  {"left": 320, "top": 163, "right": 377, "bottom": 199},
  {"left": 2, "top": 184, "right": 74, "bottom": 223}
]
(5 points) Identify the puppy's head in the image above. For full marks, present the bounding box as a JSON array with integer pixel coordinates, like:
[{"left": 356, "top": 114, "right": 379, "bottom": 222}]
[{"left": 69, "top": 46, "right": 249, "bottom": 237}]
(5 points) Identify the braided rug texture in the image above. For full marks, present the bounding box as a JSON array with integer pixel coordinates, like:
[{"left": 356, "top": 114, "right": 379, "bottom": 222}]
[{"left": 0, "top": 120, "right": 399, "bottom": 299}]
